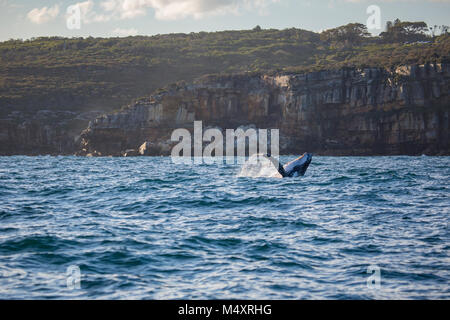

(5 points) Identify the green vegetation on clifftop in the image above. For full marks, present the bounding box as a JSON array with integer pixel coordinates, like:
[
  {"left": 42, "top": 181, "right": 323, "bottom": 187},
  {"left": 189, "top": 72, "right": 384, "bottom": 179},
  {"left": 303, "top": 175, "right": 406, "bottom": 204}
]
[{"left": 0, "top": 21, "right": 449, "bottom": 119}]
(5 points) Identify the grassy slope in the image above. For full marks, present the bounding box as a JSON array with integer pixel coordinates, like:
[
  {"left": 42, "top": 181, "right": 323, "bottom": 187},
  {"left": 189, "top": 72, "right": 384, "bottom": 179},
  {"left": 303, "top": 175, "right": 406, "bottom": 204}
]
[{"left": 0, "top": 29, "right": 449, "bottom": 120}]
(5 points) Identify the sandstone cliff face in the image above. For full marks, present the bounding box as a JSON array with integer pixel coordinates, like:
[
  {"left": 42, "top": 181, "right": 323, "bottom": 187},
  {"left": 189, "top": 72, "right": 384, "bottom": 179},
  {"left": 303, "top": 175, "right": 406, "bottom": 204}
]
[
  {"left": 79, "top": 63, "right": 449, "bottom": 156},
  {"left": 0, "top": 110, "right": 104, "bottom": 155}
]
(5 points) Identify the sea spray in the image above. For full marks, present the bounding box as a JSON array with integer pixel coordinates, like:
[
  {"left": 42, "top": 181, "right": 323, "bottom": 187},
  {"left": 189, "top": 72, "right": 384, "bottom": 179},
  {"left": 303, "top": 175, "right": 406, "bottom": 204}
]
[{"left": 237, "top": 154, "right": 282, "bottom": 178}]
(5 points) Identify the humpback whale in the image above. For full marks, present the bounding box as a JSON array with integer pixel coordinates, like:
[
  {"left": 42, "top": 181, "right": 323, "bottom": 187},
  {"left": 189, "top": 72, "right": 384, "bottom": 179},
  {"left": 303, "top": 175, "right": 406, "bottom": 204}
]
[{"left": 264, "top": 153, "right": 312, "bottom": 178}]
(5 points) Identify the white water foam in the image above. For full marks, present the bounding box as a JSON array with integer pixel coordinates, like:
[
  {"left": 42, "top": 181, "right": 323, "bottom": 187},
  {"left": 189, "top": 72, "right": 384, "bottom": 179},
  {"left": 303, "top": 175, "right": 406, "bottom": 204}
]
[{"left": 237, "top": 154, "right": 282, "bottom": 178}]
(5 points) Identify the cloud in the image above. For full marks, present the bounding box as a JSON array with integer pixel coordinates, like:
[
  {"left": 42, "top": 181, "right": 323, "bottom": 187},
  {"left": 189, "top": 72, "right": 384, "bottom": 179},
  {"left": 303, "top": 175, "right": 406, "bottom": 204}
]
[
  {"left": 101, "top": 0, "right": 148, "bottom": 19},
  {"left": 94, "top": 0, "right": 281, "bottom": 21},
  {"left": 28, "top": 0, "right": 280, "bottom": 25},
  {"left": 27, "top": 5, "right": 60, "bottom": 24},
  {"left": 68, "top": 0, "right": 149, "bottom": 23},
  {"left": 151, "top": 0, "right": 282, "bottom": 20},
  {"left": 112, "top": 27, "right": 139, "bottom": 36},
  {"left": 67, "top": 0, "right": 112, "bottom": 23},
  {"left": 149, "top": 0, "right": 241, "bottom": 20},
  {"left": 341, "top": 0, "right": 450, "bottom": 2}
]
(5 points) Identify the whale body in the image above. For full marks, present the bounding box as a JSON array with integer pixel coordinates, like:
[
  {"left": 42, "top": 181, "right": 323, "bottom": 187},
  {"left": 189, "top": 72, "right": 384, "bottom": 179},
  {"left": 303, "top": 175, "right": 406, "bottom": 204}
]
[{"left": 264, "top": 153, "right": 312, "bottom": 178}]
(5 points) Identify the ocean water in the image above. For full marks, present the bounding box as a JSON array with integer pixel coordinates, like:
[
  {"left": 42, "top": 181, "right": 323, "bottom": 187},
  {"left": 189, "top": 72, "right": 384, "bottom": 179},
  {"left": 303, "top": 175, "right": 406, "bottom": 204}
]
[{"left": 0, "top": 155, "right": 448, "bottom": 299}]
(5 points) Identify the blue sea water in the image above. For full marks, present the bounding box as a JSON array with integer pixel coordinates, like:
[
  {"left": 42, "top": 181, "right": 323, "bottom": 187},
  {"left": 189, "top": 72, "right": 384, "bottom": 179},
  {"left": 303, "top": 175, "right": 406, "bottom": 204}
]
[{"left": 0, "top": 156, "right": 448, "bottom": 299}]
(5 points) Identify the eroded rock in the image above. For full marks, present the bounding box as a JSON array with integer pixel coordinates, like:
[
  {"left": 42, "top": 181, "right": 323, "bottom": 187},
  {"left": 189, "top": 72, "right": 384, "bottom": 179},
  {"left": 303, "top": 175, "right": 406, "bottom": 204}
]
[{"left": 79, "top": 63, "right": 450, "bottom": 156}]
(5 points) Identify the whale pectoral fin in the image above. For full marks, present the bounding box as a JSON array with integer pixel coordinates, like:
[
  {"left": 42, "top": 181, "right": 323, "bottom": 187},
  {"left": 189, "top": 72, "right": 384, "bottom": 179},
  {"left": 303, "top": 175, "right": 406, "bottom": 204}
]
[
  {"left": 278, "top": 163, "right": 288, "bottom": 178},
  {"left": 264, "top": 154, "right": 287, "bottom": 178},
  {"left": 294, "top": 165, "right": 307, "bottom": 176}
]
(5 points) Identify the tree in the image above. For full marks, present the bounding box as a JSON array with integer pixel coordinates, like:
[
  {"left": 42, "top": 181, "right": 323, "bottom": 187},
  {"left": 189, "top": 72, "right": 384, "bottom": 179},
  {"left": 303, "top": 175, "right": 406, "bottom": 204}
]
[
  {"left": 430, "top": 25, "right": 449, "bottom": 37},
  {"left": 320, "top": 23, "right": 370, "bottom": 47},
  {"left": 381, "top": 19, "right": 428, "bottom": 43},
  {"left": 385, "top": 21, "right": 393, "bottom": 32}
]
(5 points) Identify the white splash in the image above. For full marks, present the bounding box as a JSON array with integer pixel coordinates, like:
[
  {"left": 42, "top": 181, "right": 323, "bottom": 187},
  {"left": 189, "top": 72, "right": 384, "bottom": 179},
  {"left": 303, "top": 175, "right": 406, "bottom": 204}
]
[{"left": 237, "top": 154, "right": 282, "bottom": 178}]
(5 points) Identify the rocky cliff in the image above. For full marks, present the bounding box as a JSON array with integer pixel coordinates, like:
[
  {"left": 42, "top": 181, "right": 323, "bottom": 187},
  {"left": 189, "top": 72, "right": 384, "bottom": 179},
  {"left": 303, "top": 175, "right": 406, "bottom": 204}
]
[
  {"left": 78, "top": 63, "right": 449, "bottom": 156},
  {"left": 0, "top": 109, "right": 106, "bottom": 155}
]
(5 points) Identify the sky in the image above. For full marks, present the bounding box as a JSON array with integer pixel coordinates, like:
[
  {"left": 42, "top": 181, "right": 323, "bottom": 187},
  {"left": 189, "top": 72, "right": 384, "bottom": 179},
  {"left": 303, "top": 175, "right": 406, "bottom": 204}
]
[{"left": 0, "top": 0, "right": 449, "bottom": 41}]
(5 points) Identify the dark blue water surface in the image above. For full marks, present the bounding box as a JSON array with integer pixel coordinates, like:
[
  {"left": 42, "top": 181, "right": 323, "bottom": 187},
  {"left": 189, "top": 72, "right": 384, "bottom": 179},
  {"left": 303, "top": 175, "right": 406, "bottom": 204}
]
[{"left": 0, "top": 156, "right": 448, "bottom": 299}]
